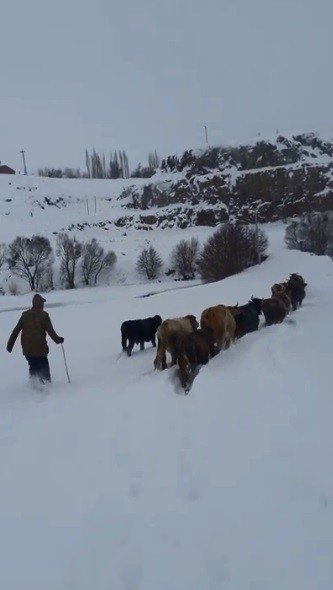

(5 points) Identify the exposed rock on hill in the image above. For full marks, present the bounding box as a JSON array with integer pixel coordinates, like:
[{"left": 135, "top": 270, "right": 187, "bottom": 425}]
[{"left": 114, "top": 133, "right": 333, "bottom": 229}]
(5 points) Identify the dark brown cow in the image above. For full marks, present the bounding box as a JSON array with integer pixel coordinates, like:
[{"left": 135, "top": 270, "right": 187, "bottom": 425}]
[
  {"left": 261, "top": 297, "right": 288, "bottom": 326},
  {"left": 174, "top": 329, "right": 217, "bottom": 391}
]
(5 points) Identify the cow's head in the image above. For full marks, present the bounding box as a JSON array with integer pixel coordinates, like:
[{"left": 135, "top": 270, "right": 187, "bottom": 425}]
[{"left": 153, "top": 315, "right": 162, "bottom": 328}]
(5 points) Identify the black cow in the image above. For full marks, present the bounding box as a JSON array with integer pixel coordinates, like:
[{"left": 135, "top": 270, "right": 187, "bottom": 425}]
[
  {"left": 229, "top": 297, "right": 263, "bottom": 338},
  {"left": 121, "top": 315, "right": 162, "bottom": 356},
  {"left": 285, "top": 274, "right": 307, "bottom": 311}
]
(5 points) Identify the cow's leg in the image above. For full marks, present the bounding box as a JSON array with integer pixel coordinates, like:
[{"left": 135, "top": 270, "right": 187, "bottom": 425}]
[
  {"left": 226, "top": 330, "right": 235, "bottom": 348},
  {"left": 154, "top": 338, "right": 166, "bottom": 370},
  {"left": 170, "top": 350, "right": 178, "bottom": 367},
  {"left": 178, "top": 354, "right": 190, "bottom": 389},
  {"left": 161, "top": 351, "right": 167, "bottom": 370},
  {"left": 140, "top": 341, "right": 145, "bottom": 351},
  {"left": 209, "top": 342, "right": 218, "bottom": 357},
  {"left": 151, "top": 336, "right": 156, "bottom": 347},
  {"left": 121, "top": 333, "right": 127, "bottom": 351},
  {"left": 127, "top": 338, "right": 135, "bottom": 357},
  {"left": 216, "top": 334, "right": 225, "bottom": 352}
]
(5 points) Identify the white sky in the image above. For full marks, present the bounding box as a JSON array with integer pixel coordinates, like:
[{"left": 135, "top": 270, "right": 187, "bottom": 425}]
[{"left": 1, "top": 0, "right": 333, "bottom": 173}]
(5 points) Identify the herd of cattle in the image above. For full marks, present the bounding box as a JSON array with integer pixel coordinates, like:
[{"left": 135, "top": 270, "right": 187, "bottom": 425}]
[{"left": 121, "top": 273, "right": 307, "bottom": 392}]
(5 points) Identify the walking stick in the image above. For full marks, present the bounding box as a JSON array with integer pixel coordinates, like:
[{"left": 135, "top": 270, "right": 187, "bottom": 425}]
[{"left": 61, "top": 343, "right": 71, "bottom": 384}]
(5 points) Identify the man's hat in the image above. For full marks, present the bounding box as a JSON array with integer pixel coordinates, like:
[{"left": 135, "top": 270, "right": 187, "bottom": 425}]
[{"left": 32, "top": 293, "right": 46, "bottom": 308}]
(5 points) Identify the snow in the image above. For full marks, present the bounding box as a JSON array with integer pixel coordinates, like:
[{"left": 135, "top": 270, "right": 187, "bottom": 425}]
[{"left": 0, "top": 223, "right": 333, "bottom": 589}]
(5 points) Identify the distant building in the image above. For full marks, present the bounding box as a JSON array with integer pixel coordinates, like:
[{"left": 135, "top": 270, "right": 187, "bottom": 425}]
[{"left": 0, "top": 164, "right": 15, "bottom": 174}]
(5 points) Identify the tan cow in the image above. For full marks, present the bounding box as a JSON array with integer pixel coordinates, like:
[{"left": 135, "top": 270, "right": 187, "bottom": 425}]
[
  {"left": 271, "top": 283, "right": 292, "bottom": 314},
  {"left": 154, "top": 315, "right": 199, "bottom": 370},
  {"left": 200, "top": 305, "right": 236, "bottom": 352}
]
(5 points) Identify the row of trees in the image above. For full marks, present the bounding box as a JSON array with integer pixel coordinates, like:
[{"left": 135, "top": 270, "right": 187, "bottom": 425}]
[
  {"left": 0, "top": 235, "right": 117, "bottom": 291},
  {"left": 85, "top": 149, "right": 131, "bottom": 179},
  {"left": 38, "top": 151, "right": 160, "bottom": 179},
  {"left": 136, "top": 224, "right": 268, "bottom": 282},
  {"left": 0, "top": 223, "right": 268, "bottom": 294}
]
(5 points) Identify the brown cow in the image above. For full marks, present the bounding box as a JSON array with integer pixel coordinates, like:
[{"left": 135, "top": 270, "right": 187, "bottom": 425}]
[
  {"left": 174, "top": 329, "right": 217, "bottom": 391},
  {"left": 261, "top": 297, "right": 288, "bottom": 326},
  {"left": 154, "top": 315, "right": 199, "bottom": 370},
  {"left": 271, "top": 283, "right": 292, "bottom": 314},
  {"left": 200, "top": 305, "right": 236, "bottom": 352}
]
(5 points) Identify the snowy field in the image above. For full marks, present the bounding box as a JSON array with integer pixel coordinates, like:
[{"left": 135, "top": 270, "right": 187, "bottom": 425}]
[{"left": 0, "top": 222, "right": 332, "bottom": 589}]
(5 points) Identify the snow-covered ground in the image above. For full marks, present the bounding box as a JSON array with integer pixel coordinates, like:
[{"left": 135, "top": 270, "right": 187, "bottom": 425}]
[{"left": 0, "top": 223, "right": 332, "bottom": 589}]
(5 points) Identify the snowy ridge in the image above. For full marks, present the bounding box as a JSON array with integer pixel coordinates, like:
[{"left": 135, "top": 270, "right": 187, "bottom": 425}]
[{"left": 1, "top": 132, "right": 333, "bottom": 244}]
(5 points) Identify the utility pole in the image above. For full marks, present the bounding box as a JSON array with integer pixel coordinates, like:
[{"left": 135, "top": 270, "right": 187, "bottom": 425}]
[
  {"left": 20, "top": 150, "right": 27, "bottom": 175},
  {"left": 204, "top": 125, "right": 208, "bottom": 145}
]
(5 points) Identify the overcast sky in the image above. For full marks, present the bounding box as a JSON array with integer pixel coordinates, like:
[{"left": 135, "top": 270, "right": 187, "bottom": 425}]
[{"left": 1, "top": 0, "right": 333, "bottom": 173}]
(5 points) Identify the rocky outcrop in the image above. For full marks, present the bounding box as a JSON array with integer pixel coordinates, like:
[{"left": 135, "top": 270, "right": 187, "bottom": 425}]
[{"left": 114, "top": 133, "right": 333, "bottom": 228}]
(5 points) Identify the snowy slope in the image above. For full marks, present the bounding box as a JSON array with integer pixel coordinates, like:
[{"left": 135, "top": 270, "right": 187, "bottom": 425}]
[
  {"left": 0, "top": 225, "right": 332, "bottom": 589},
  {"left": 0, "top": 173, "right": 219, "bottom": 289},
  {"left": 0, "top": 173, "right": 142, "bottom": 243}
]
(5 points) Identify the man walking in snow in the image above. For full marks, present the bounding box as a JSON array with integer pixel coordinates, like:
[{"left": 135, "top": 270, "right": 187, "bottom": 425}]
[{"left": 6, "top": 294, "right": 64, "bottom": 385}]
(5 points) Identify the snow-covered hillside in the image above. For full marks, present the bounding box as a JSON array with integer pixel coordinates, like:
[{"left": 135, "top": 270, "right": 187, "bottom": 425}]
[
  {"left": 0, "top": 224, "right": 332, "bottom": 590},
  {"left": 1, "top": 132, "right": 333, "bottom": 255},
  {"left": 0, "top": 172, "right": 218, "bottom": 289}
]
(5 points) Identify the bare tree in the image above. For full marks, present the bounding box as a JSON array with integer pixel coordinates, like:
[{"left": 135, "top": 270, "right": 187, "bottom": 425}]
[
  {"left": 198, "top": 223, "right": 268, "bottom": 283},
  {"left": 81, "top": 239, "right": 117, "bottom": 285},
  {"left": 285, "top": 213, "right": 333, "bottom": 256},
  {"left": 0, "top": 243, "right": 7, "bottom": 270},
  {"left": 56, "top": 233, "right": 82, "bottom": 289},
  {"left": 85, "top": 149, "right": 91, "bottom": 178},
  {"left": 95, "top": 251, "right": 117, "bottom": 284},
  {"left": 241, "top": 224, "right": 269, "bottom": 266},
  {"left": 285, "top": 220, "right": 307, "bottom": 251},
  {"left": 37, "top": 262, "right": 55, "bottom": 292},
  {"left": 170, "top": 238, "right": 199, "bottom": 280},
  {"left": 7, "top": 235, "right": 53, "bottom": 290},
  {"left": 136, "top": 245, "right": 163, "bottom": 280}
]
